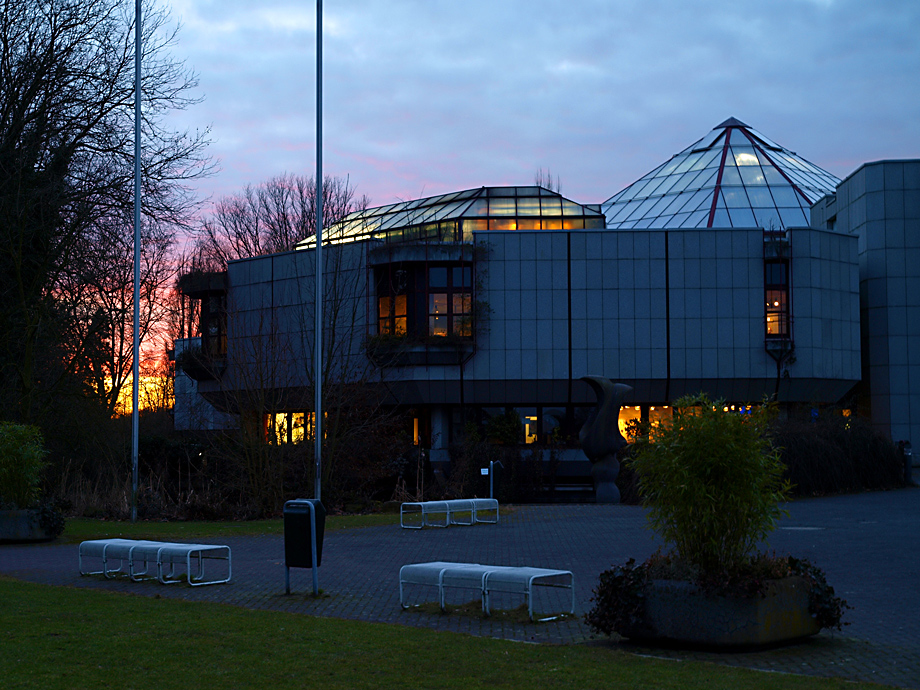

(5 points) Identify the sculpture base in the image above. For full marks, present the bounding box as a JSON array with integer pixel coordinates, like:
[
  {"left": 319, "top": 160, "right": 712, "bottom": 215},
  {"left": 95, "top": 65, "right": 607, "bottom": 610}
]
[{"left": 592, "top": 456, "right": 620, "bottom": 504}]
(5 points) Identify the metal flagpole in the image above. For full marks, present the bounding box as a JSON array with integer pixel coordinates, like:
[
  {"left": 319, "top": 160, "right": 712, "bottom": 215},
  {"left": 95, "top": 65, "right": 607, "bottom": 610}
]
[
  {"left": 131, "top": 0, "right": 142, "bottom": 523},
  {"left": 314, "top": 0, "right": 323, "bottom": 502}
]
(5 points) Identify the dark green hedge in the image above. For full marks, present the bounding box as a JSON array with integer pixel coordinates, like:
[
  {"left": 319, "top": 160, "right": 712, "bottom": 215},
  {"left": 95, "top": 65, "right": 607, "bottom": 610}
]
[{"left": 771, "top": 415, "right": 905, "bottom": 496}]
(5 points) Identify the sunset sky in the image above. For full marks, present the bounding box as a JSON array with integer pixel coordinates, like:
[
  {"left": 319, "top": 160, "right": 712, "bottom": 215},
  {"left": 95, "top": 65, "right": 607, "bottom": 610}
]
[{"left": 164, "top": 0, "right": 920, "bottom": 212}]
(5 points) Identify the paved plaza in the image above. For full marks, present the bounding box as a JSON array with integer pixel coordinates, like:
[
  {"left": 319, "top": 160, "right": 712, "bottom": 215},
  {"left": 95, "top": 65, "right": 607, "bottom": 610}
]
[{"left": 2, "top": 488, "right": 919, "bottom": 688}]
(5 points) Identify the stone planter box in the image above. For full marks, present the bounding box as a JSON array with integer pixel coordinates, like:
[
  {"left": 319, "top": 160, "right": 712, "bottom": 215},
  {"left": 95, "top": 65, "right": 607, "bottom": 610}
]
[
  {"left": 620, "top": 576, "right": 820, "bottom": 648},
  {"left": 0, "top": 509, "right": 54, "bottom": 543}
]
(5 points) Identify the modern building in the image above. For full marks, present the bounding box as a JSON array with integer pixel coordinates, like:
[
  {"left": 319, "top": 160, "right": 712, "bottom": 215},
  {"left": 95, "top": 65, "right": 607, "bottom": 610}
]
[
  {"left": 811, "top": 159, "right": 920, "bottom": 447},
  {"left": 175, "top": 119, "right": 917, "bottom": 486}
]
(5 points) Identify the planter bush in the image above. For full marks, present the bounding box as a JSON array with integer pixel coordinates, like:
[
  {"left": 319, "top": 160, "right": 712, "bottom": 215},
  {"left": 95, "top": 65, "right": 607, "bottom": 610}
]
[{"left": 587, "top": 394, "right": 848, "bottom": 647}]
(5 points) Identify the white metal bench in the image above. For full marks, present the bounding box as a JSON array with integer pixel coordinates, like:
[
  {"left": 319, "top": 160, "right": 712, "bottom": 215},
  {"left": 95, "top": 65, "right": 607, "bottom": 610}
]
[
  {"left": 79, "top": 538, "right": 231, "bottom": 586},
  {"left": 400, "top": 498, "right": 499, "bottom": 529},
  {"left": 399, "top": 561, "right": 574, "bottom": 621}
]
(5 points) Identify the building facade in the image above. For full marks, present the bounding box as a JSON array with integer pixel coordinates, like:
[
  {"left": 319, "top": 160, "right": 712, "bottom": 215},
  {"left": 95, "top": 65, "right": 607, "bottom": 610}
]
[{"left": 176, "top": 120, "right": 920, "bottom": 485}]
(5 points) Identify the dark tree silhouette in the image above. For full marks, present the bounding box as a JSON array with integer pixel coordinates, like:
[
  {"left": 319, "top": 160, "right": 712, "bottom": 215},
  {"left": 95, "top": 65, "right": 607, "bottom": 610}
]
[{"left": 0, "top": 0, "right": 212, "bottom": 422}]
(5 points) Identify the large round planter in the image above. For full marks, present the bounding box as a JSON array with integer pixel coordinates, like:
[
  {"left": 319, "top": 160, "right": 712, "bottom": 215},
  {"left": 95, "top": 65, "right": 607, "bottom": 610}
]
[
  {"left": 620, "top": 576, "right": 820, "bottom": 648},
  {"left": 0, "top": 509, "right": 54, "bottom": 543}
]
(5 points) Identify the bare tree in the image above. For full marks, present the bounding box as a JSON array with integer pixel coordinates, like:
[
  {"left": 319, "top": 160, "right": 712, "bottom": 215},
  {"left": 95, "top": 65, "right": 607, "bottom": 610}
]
[
  {"left": 534, "top": 167, "right": 561, "bottom": 193},
  {"left": 55, "top": 212, "right": 178, "bottom": 415},
  {"left": 195, "top": 172, "right": 367, "bottom": 267}
]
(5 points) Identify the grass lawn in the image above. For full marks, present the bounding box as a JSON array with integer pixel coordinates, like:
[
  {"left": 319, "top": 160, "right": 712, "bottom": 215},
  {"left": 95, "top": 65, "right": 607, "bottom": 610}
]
[
  {"left": 0, "top": 577, "right": 892, "bottom": 690},
  {"left": 61, "top": 512, "right": 401, "bottom": 543}
]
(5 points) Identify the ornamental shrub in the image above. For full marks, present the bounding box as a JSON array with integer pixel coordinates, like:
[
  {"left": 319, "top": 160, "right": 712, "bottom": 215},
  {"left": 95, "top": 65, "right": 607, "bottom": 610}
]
[
  {"left": 771, "top": 414, "right": 904, "bottom": 496},
  {"left": 0, "top": 422, "right": 48, "bottom": 509},
  {"left": 630, "top": 393, "right": 791, "bottom": 575}
]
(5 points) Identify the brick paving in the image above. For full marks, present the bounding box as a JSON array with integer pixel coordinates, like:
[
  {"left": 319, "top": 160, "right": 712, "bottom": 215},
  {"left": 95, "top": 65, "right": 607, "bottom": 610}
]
[{"left": 2, "top": 488, "right": 918, "bottom": 688}]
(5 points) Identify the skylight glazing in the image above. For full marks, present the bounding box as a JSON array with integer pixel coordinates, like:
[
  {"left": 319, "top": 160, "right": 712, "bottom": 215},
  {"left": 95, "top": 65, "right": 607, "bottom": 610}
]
[
  {"left": 297, "top": 186, "right": 605, "bottom": 249},
  {"left": 602, "top": 118, "right": 841, "bottom": 231}
]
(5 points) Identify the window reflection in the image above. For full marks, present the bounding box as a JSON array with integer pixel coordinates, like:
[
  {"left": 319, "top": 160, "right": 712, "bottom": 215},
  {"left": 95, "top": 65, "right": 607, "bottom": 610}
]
[
  {"left": 429, "top": 294, "right": 448, "bottom": 337},
  {"left": 453, "top": 293, "right": 471, "bottom": 336}
]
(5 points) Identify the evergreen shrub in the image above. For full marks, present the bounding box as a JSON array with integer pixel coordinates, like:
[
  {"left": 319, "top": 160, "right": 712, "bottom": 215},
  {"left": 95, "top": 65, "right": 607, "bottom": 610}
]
[
  {"left": 0, "top": 422, "right": 48, "bottom": 509},
  {"left": 771, "top": 414, "right": 904, "bottom": 496}
]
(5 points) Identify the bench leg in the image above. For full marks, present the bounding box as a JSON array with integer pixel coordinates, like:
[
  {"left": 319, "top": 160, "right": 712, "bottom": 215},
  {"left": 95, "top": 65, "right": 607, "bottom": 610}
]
[
  {"left": 102, "top": 545, "right": 127, "bottom": 579},
  {"left": 185, "top": 550, "right": 231, "bottom": 586},
  {"left": 78, "top": 550, "right": 109, "bottom": 577},
  {"left": 400, "top": 506, "right": 424, "bottom": 529}
]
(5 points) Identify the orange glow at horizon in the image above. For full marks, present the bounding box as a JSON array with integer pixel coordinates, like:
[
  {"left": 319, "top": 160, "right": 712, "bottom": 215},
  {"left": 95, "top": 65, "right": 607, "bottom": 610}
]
[{"left": 113, "top": 369, "right": 174, "bottom": 416}]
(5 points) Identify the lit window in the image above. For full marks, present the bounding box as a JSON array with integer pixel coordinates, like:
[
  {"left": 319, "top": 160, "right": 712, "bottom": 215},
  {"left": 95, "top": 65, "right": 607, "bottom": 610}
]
[
  {"left": 524, "top": 416, "right": 538, "bottom": 444},
  {"left": 378, "top": 294, "right": 407, "bottom": 335},
  {"left": 375, "top": 263, "right": 475, "bottom": 341},
  {"left": 269, "top": 412, "right": 305, "bottom": 444},
  {"left": 377, "top": 267, "right": 410, "bottom": 336},
  {"left": 619, "top": 406, "right": 641, "bottom": 439},
  {"left": 764, "top": 260, "right": 790, "bottom": 338},
  {"left": 428, "top": 266, "right": 474, "bottom": 338},
  {"left": 303, "top": 412, "right": 328, "bottom": 441}
]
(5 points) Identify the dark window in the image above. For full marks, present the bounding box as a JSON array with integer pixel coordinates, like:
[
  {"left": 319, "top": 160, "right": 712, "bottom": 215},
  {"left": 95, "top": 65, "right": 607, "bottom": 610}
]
[
  {"left": 429, "top": 267, "right": 448, "bottom": 288},
  {"left": 201, "top": 294, "right": 227, "bottom": 356}
]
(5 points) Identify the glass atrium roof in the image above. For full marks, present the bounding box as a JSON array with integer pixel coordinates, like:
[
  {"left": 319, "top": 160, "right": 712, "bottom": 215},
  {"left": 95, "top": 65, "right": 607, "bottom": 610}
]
[
  {"left": 297, "top": 186, "right": 605, "bottom": 249},
  {"left": 602, "top": 117, "right": 841, "bottom": 231}
]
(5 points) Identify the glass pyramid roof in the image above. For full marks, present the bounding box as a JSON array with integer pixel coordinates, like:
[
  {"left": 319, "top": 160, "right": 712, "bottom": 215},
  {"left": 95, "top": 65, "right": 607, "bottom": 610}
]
[{"left": 602, "top": 117, "right": 841, "bottom": 231}]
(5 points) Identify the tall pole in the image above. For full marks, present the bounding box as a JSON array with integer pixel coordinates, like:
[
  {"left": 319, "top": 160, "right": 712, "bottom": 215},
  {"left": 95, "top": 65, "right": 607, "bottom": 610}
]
[
  {"left": 314, "top": 0, "right": 323, "bottom": 502},
  {"left": 131, "top": 0, "right": 142, "bottom": 522}
]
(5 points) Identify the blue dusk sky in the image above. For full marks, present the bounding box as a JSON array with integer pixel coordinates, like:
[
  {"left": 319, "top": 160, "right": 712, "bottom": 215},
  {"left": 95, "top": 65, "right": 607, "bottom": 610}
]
[{"left": 164, "top": 0, "right": 920, "bottom": 211}]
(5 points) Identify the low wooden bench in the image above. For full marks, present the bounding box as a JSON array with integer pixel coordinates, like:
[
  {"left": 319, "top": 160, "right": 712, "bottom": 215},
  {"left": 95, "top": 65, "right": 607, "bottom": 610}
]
[
  {"left": 400, "top": 498, "right": 499, "bottom": 529},
  {"left": 79, "top": 538, "right": 231, "bottom": 586},
  {"left": 399, "top": 561, "right": 574, "bottom": 621}
]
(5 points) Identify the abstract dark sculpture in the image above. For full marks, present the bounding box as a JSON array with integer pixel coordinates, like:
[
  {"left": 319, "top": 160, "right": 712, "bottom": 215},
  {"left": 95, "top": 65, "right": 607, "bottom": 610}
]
[{"left": 579, "top": 377, "right": 633, "bottom": 504}]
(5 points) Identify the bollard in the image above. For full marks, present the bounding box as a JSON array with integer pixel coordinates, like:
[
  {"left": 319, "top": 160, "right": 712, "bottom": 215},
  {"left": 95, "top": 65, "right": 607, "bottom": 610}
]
[{"left": 900, "top": 441, "right": 914, "bottom": 486}]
